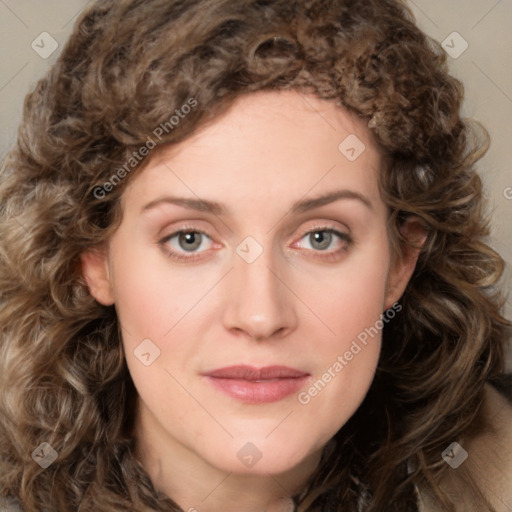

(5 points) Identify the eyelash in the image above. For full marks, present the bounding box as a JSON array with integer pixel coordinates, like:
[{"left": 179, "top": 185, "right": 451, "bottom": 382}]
[{"left": 158, "top": 226, "right": 352, "bottom": 263}]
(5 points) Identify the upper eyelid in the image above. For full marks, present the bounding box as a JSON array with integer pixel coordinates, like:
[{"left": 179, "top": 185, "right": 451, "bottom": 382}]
[
  {"left": 293, "top": 228, "right": 352, "bottom": 247},
  {"left": 158, "top": 225, "right": 211, "bottom": 241},
  {"left": 160, "top": 227, "right": 209, "bottom": 237}
]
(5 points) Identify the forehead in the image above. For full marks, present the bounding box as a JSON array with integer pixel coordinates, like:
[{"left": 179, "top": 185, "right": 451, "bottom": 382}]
[{"left": 122, "top": 91, "right": 384, "bottom": 215}]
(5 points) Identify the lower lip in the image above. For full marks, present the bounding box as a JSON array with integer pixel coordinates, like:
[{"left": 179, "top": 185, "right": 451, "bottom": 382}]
[{"left": 206, "top": 376, "right": 309, "bottom": 404}]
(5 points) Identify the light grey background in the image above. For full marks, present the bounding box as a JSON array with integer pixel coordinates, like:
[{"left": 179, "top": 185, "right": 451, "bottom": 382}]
[{"left": 0, "top": 1, "right": 511, "bottom": 367}]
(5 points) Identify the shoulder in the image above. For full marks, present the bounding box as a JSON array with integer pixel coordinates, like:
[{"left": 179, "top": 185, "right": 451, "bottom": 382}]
[
  {"left": 418, "top": 382, "right": 512, "bottom": 512},
  {"left": 465, "top": 382, "right": 512, "bottom": 510}
]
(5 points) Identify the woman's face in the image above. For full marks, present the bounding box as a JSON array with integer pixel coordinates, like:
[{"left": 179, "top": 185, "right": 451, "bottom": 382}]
[{"left": 83, "top": 91, "right": 417, "bottom": 478}]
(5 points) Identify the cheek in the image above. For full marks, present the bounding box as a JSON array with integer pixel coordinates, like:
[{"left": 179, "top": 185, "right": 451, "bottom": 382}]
[
  {"left": 298, "top": 233, "right": 391, "bottom": 348},
  {"left": 108, "top": 233, "right": 218, "bottom": 397},
  {"left": 108, "top": 241, "right": 205, "bottom": 427},
  {"left": 293, "top": 235, "right": 390, "bottom": 434},
  {"left": 108, "top": 234, "right": 206, "bottom": 341}
]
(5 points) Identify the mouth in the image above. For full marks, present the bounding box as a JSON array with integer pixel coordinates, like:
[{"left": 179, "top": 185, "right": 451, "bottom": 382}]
[{"left": 202, "top": 365, "right": 310, "bottom": 404}]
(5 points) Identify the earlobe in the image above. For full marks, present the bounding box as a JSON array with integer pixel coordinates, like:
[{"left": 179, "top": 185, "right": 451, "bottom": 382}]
[
  {"left": 384, "top": 217, "right": 428, "bottom": 310},
  {"left": 80, "top": 247, "right": 115, "bottom": 306}
]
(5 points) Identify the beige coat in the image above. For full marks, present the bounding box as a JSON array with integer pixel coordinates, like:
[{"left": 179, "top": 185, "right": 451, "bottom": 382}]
[{"left": 418, "top": 384, "right": 512, "bottom": 512}]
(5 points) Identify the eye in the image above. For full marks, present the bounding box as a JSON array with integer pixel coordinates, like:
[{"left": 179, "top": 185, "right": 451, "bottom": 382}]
[
  {"left": 294, "top": 228, "right": 352, "bottom": 255},
  {"left": 159, "top": 230, "right": 214, "bottom": 261}
]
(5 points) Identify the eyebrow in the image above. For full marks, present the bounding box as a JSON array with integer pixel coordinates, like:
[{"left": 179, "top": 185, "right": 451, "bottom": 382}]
[
  {"left": 140, "top": 189, "right": 373, "bottom": 215},
  {"left": 291, "top": 190, "right": 373, "bottom": 213}
]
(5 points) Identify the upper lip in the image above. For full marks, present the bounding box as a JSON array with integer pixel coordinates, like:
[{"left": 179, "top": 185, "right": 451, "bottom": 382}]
[{"left": 202, "top": 365, "right": 309, "bottom": 380}]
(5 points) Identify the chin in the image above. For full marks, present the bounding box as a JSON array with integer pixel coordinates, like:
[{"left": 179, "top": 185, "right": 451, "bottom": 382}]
[{"left": 201, "top": 434, "right": 322, "bottom": 477}]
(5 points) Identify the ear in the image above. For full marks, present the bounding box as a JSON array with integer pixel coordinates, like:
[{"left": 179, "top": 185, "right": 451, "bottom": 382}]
[
  {"left": 384, "top": 216, "right": 427, "bottom": 310},
  {"left": 80, "top": 247, "right": 115, "bottom": 306}
]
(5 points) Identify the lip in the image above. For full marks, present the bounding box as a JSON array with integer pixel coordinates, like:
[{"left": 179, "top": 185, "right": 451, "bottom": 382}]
[{"left": 202, "top": 365, "right": 310, "bottom": 404}]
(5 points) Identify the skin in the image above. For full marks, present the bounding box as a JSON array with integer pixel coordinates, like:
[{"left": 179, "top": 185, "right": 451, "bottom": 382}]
[{"left": 82, "top": 91, "right": 423, "bottom": 512}]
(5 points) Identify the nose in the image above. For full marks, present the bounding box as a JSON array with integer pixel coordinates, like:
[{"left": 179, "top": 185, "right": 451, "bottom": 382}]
[{"left": 221, "top": 247, "right": 298, "bottom": 341}]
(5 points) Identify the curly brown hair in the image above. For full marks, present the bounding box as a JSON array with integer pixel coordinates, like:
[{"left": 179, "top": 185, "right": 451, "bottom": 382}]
[{"left": 0, "top": 0, "right": 510, "bottom": 511}]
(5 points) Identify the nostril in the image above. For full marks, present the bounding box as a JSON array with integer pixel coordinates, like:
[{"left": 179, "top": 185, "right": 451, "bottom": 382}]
[{"left": 252, "top": 326, "right": 287, "bottom": 342}]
